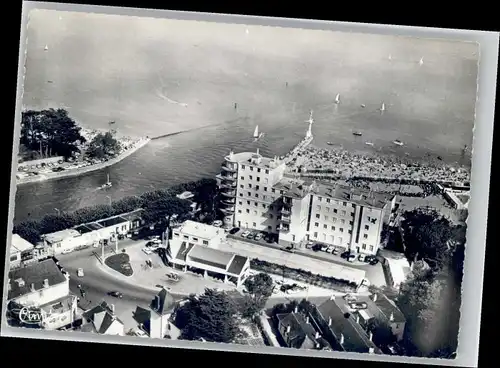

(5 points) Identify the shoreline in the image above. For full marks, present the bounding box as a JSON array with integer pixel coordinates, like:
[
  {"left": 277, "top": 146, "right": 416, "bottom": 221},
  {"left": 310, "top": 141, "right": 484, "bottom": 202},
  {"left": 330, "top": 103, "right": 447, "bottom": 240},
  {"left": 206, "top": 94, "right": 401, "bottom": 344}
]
[{"left": 16, "top": 137, "right": 151, "bottom": 186}]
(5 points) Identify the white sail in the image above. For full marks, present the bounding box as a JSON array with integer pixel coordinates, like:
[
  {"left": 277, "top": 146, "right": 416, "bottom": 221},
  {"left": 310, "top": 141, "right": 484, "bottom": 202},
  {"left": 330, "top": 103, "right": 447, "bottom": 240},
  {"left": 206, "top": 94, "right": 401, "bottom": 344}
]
[
  {"left": 381, "top": 103, "right": 386, "bottom": 111},
  {"left": 388, "top": 54, "right": 392, "bottom": 61},
  {"left": 419, "top": 57, "right": 424, "bottom": 65},
  {"left": 335, "top": 93, "right": 340, "bottom": 104},
  {"left": 44, "top": 45, "right": 48, "bottom": 51},
  {"left": 253, "top": 125, "right": 259, "bottom": 138}
]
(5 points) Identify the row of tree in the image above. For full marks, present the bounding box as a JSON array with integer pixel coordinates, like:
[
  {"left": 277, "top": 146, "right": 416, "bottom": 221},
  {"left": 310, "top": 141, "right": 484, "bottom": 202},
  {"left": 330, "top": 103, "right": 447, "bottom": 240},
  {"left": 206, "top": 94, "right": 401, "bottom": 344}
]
[
  {"left": 395, "top": 208, "right": 467, "bottom": 358},
  {"left": 13, "top": 178, "right": 219, "bottom": 244},
  {"left": 20, "top": 108, "right": 122, "bottom": 161},
  {"left": 174, "top": 273, "right": 274, "bottom": 343}
]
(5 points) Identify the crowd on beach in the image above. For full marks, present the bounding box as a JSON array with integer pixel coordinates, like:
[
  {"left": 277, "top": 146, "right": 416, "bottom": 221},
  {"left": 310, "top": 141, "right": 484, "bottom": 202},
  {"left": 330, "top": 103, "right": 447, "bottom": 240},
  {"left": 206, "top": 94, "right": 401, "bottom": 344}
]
[{"left": 288, "top": 146, "right": 470, "bottom": 185}]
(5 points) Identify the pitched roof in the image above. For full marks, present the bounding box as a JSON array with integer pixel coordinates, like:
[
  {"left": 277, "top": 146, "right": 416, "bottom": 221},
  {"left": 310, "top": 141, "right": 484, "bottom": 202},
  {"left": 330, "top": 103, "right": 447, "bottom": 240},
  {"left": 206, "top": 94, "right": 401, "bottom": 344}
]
[
  {"left": 82, "top": 301, "right": 124, "bottom": 334},
  {"left": 316, "top": 298, "right": 378, "bottom": 353},
  {"left": 227, "top": 255, "right": 248, "bottom": 276},
  {"left": 11, "top": 234, "right": 34, "bottom": 255},
  {"left": 187, "top": 245, "right": 234, "bottom": 270},
  {"left": 8, "top": 258, "right": 67, "bottom": 300},
  {"left": 151, "top": 288, "right": 177, "bottom": 316},
  {"left": 360, "top": 294, "right": 406, "bottom": 324},
  {"left": 313, "top": 182, "right": 395, "bottom": 209},
  {"left": 277, "top": 312, "right": 331, "bottom": 350}
]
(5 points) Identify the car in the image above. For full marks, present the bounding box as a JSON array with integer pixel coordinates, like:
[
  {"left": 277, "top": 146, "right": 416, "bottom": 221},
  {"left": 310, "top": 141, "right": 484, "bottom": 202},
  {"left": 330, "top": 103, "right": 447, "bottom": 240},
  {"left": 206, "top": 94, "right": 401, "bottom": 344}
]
[
  {"left": 108, "top": 291, "right": 123, "bottom": 298},
  {"left": 152, "top": 239, "right": 162, "bottom": 245},
  {"left": 348, "top": 302, "right": 368, "bottom": 310},
  {"left": 212, "top": 220, "right": 223, "bottom": 227},
  {"left": 343, "top": 294, "right": 357, "bottom": 303},
  {"left": 284, "top": 246, "right": 295, "bottom": 253},
  {"left": 62, "top": 249, "right": 72, "bottom": 255},
  {"left": 369, "top": 258, "right": 379, "bottom": 266},
  {"left": 311, "top": 244, "right": 322, "bottom": 252},
  {"left": 341, "top": 251, "right": 351, "bottom": 259},
  {"left": 126, "top": 233, "right": 132, "bottom": 238},
  {"left": 229, "top": 227, "right": 240, "bottom": 235},
  {"left": 77, "top": 268, "right": 84, "bottom": 277},
  {"left": 241, "top": 230, "right": 251, "bottom": 238},
  {"left": 254, "top": 233, "right": 263, "bottom": 241},
  {"left": 134, "top": 329, "right": 148, "bottom": 338},
  {"left": 332, "top": 248, "right": 340, "bottom": 255},
  {"left": 326, "top": 246, "right": 335, "bottom": 253},
  {"left": 142, "top": 248, "right": 153, "bottom": 255},
  {"left": 166, "top": 273, "right": 180, "bottom": 282},
  {"left": 358, "top": 254, "right": 367, "bottom": 262},
  {"left": 347, "top": 254, "right": 357, "bottom": 262},
  {"left": 247, "top": 231, "right": 256, "bottom": 239},
  {"left": 320, "top": 245, "right": 329, "bottom": 252},
  {"left": 305, "top": 241, "right": 315, "bottom": 249}
]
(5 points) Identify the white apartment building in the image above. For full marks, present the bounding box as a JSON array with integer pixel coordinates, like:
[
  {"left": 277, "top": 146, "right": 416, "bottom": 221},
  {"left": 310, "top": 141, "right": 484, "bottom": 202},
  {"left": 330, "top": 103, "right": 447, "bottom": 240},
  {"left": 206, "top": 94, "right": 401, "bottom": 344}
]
[
  {"left": 217, "top": 149, "right": 287, "bottom": 232},
  {"left": 217, "top": 151, "right": 396, "bottom": 256},
  {"left": 171, "top": 220, "right": 226, "bottom": 249}
]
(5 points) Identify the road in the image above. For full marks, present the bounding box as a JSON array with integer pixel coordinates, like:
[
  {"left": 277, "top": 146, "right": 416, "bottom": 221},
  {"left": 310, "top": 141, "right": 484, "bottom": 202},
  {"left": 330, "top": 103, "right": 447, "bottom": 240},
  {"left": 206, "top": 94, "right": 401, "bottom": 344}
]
[{"left": 56, "top": 242, "right": 184, "bottom": 329}]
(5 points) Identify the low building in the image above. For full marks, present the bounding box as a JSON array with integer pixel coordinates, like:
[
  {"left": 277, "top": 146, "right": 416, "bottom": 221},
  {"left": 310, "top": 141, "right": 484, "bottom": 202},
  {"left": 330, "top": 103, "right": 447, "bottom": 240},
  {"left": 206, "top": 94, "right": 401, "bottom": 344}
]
[
  {"left": 171, "top": 220, "right": 226, "bottom": 249},
  {"left": 43, "top": 229, "right": 86, "bottom": 255},
  {"left": 6, "top": 257, "right": 78, "bottom": 330},
  {"left": 311, "top": 296, "right": 381, "bottom": 354},
  {"left": 81, "top": 301, "right": 125, "bottom": 336},
  {"left": 10, "top": 234, "right": 35, "bottom": 269},
  {"left": 276, "top": 308, "right": 332, "bottom": 350},
  {"left": 443, "top": 188, "right": 470, "bottom": 210},
  {"left": 384, "top": 257, "right": 411, "bottom": 289},
  {"left": 169, "top": 243, "right": 250, "bottom": 287}
]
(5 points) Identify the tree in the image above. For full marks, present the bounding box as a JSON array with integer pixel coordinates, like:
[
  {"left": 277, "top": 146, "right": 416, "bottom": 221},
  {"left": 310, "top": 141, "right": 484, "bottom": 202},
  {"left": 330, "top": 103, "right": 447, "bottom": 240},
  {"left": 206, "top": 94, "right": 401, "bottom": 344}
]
[
  {"left": 20, "top": 109, "right": 86, "bottom": 159},
  {"left": 175, "top": 288, "right": 241, "bottom": 343},
  {"left": 141, "top": 197, "right": 192, "bottom": 225},
  {"left": 367, "top": 318, "right": 396, "bottom": 352},
  {"left": 241, "top": 273, "right": 274, "bottom": 319},
  {"left": 86, "top": 131, "right": 121, "bottom": 159}
]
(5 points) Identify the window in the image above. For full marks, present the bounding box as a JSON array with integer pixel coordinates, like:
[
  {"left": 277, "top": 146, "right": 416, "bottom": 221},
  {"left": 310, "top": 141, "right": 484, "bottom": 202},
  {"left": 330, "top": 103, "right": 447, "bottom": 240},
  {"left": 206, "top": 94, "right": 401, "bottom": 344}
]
[
  {"left": 247, "top": 192, "right": 251, "bottom": 196},
  {"left": 262, "top": 204, "right": 266, "bottom": 208},
  {"left": 351, "top": 212, "right": 355, "bottom": 217},
  {"left": 272, "top": 189, "right": 276, "bottom": 193},
  {"left": 247, "top": 200, "right": 250, "bottom": 205},
  {"left": 367, "top": 216, "right": 371, "bottom": 221},
  {"left": 330, "top": 235, "right": 334, "bottom": 243},
  {"left": 313, "top": 232, "right": 318, "bottom": 238},
  {"left": 341, "top": 210, "right": 346, "bottom": 216},
  {"left": 316, "top": 205, "right": 321, "bottom": 210},
  {"left": 326, "top": 207, "right": 330, "bottom": 212},
  {"left": 338, "top": 237, "right": 343, "bottom": 244},
  {"left": 315, "top": 214, "right": 320, "bottom": 219},
  {"left": 257, "top": 168, "right": 261, "bottom": 173},
  {"left": 331, "top": 226, "right": 336, "bottom": 231},
  {"left": 174, "top": 232, "right": 180, "bottom": 237},
  {"left": 255, "top": 193, "right": 259, "bottom": 198},
  {"left": 349, "top": 220, "right": 353, "bottom": 225},
  {"left": 265, "top": 178, "right": 269, "bottom": 184},
  {"left": 364, "top": 225, "right": 369, "bottom": 230},
  {"left": 248, "top": 183, "right": 252, "bottom": 188},
  {"left": 249, "top": 175, "right": 253, "bottom": 180},
  {"left": 332, "top": 217, "right": 337, "bottom": 223},
  {"left": 264, "top": 187, "right": 267, "bottom": 191},
  {"left": 10, "top": 255, "right": 17, "bottom": 261},
  {"left": 317, "top": 197, "right": 322, "bottom": 202},
  {"left": 280, "top": 190, "right": 284, "bottom": 194},
  {"left": 241, "top": 165, "right": 245, "bottom": 170},
  {"left": 253, "top": 222, "right": 257, "bottom": 227},
  {"left": 239, "top": 193, "right": 243, "bottom": 197},
  {"left": 238, "top": 210, "right": 242, "bottom": 213},
  {"left": 362, "top": 243, "right": 367, "bottom": 249},
  {"left": 203, "top": 240, "right": 209, "bottom": 245},
  {"left": 333, "top": 209, "right": 338, "bottom": 213},
  {"left": 340, "top": 219, "right": 345, "bottom": 224},
  {"left": 363, "top": 234, "right": 368, "bottom": 239},
  {"left": 265, "top": 170, "right": 269, "bottom": 174},
  {"left": 352, "top": 203, "right": 356, "bottom": 208},
  {"left": 254, "top": 202, "right": 258, "bottom": 206},
  {"left": 314, "top": 222, "right": 319, "bottom": 227},
  {"left": 343, "top": 202, "right": 347, "bottom": 206},
  {"left": 257, "top": 177, "right": 261, "bottom": 182},
  {"left": 340, "top": 228, "right": 344, "bottom": 232},
  {"left": 326, "top": 198, "right": 331, "bottom": 203},
  {"left": 263, "top": 195, "right": 267, "bottom": 200},
  {"left": 250, "top": 167, "right": 254, "bottom": 171},
  {"left": 256, "top": 185, "right": 260, "bottom": 190},
  {"left": 323, "top": 224, "right": 327, "bottom": 229},
  {"left": 240, "top": 184, "right": 244, "bottom": 189},
  {"left": 246, "top": 209, "right": 250, "bottom": 213},
  {"left": 192, "top": 237, "right": 199, "bottom": 242},
  {"left": 240, "top": 176, "right": 244, "bottom": 180},
  {"left": 324, "top": 216, "right": 329, "bottom": 221},
  {"left": 239, "top": 201, "right": 243, "bottom": 205},
  {"left": 253, "top": 211, "right": 257, "bottom": 215},
  {"left": 183, "top": 235, "right": 189, "bottom": 239},
  {"left": 322, "top": 233, "right": 327, "bottom": 241},
  {"left": 369, "top": 245, "right": 374, "bottom": 251},
  {"left": 348, "top": 230, "right": 352, "bottom": 234}
]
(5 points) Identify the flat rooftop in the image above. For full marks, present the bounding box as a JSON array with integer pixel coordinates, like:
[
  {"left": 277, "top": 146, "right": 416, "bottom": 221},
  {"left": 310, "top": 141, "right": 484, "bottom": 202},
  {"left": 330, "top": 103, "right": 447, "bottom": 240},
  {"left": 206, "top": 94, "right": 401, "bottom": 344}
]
[
  {"left": 177, "top": 220, "right": 222, "bottom": 240},
  {"left": 74, "top": 224, "right": 94, "bottom": 234},
  {"left": 313, "top": 182, "right": 395, "bottom": 209},
  {"left": 227, "top": 151, "right": 283, "bottom": 170},
  {"left": 11, "top": 234, "right": 34, "bottom": 255},
  {"left": 44, "top": 229, "right": 81, "bottom": 244},
  {"left": 96, "top": 216, "right": 128, "bottom": 228},
  {"left": 274, "top": 177, "right": 311, "bottom": 199}
]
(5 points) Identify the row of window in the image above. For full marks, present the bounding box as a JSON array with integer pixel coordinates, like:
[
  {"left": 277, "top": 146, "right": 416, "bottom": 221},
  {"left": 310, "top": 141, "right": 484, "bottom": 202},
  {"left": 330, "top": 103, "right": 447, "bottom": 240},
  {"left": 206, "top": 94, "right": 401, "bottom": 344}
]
[
  {"left": 173, "top": 232, "right": 209, "bottom": 245},
  {"left": 315, "top": 206, "right": 356, "bottom": 216},
  {"left": 238, "top": 200, "right": 276, "bottom": 210},
  {"left": 316, "top": 197, "right": 356, "bottom": 207},
  {"left": 314, "top": 214, "right": 355, "bottom": 226},
  {"left": 238, "top": 189, "right": 280, "bottom": 202},
  {"left": 240, "top": 164, "right": 270, "bottom": 175},
  {"left": 311, "top": 232, "right": 375, "bottom": 251},
  {"left": 312, "top": 222, "right": 371, "bottom": 239}
]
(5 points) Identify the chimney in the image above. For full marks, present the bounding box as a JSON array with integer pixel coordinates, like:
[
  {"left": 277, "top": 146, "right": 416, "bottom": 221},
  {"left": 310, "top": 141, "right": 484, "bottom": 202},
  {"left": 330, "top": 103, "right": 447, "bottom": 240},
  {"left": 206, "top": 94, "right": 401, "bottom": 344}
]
[
  {"left": 339, "top": 333, "right": 345, "bottom": 345},
  {"left": 286, "top": 325, "right": 291, "bottom": 334},
  {"left": 389, "top": 312, "right": 394, "bottom": 322},
  {"left": 315, "top": 342, "right": 320, "bottom": 349},
  {"left": 43, "top": 279, "right": 49, "bottom": 288},
  {"left": 356, "top": 314, "right": 360, "bottom": 324},
  {"left": 328, "top": 317, "right": 332, "bottom": 326},
  {"left": 368, "top": 347, "right": 375, "bottom": 354},
  {"left": 315, "top": 331, "right": 320, "bottom": 339},
  {"left": 372, "top": 294, "right": 377, "bottom": 302},
  {"left": 256, "top": 148, "right": 260, "bottom": 155},
  {"left": 294, "top": 306, "right": 298, "bottom": 314},
  {"left": 369, "top": 331, "right": 373, "bottom": 341},
  {"left": 30, "top": 283, "right": 36, "bottom": 292}
]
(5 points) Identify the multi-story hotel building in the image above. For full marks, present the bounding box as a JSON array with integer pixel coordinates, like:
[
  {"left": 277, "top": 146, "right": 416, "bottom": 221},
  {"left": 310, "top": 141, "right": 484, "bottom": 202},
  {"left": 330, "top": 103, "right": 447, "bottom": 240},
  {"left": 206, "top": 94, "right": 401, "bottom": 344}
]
[{"left": 217, "top": 150, "right": 396, "bottom": 256}]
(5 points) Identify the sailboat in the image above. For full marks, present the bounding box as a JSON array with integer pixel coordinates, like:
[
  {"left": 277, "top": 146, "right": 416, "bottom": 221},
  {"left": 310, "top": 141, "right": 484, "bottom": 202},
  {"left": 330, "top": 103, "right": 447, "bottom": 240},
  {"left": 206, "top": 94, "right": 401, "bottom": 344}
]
[
  {"left": 253, "top": 125, "right": 263, "bottom": 141},
  {"left": 419, "top": 57, "right": 424, "bottom": 66},
  {"left": 44, "top": 45, "right": 48, "bottom": 51},
  {"left": 365, "top": 142, "right": 374, "bottom": 146},
  {"left": 388, "top": 54, "right": 392, "bottom": 61},
  {"left": 334, "top": 93, "right": 340, "bottom": 104},
  {"left": 380, "top": 102, "right": 386, "bottom": 112},
  {"left": 100, "top": 174, "right": 112, "bottom": 189}
]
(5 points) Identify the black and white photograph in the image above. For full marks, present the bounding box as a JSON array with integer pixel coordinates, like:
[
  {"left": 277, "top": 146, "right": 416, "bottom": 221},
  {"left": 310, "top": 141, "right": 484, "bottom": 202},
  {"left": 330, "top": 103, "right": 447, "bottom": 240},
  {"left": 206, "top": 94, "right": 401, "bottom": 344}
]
[{"left": 2, "top": 2, "right": 498, "bottom": 366}]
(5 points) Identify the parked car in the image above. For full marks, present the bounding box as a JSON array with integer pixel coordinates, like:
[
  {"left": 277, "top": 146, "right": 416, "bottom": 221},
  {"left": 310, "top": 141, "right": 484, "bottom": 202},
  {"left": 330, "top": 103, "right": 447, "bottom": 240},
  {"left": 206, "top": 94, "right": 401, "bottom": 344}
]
[
  {"left": 305, "top": 241, "right": 315, "bottom": 249},
  {"left": 311, "top": 244, "right": 322, "bottom": 252},
  {"left": 358, "top": 254, "right": 367, "bottom": 262},
  {"left": 326, "top": 246, "right": 335, "bottom": 253},
  {"left": 343, "top": 294, "right": 357, "bottom": 303},
  {"left": 332, "top": 247, "right": 340, "bottom": 255},
  {"left": 241, "top": 230, "right": 251, "bottom": 238},
  {"left": 341, "top": 251, "right": 351, "bottom": 259},
  {"left": 166, "top": 272, "right": 180, "bottom": 282},
  {"left": 77, "top": 268, "right": 84, "bottom": 277},
  {"left": 348, "top": 302, "right": 368, "bottom": 310},
  {"left": 212, "top": 220, "right": 223, "bottom": 227},
  {"left": 284, "top": 246, "right": 295, "bottom": 253},
  {"left": 108, "top": 291, "right": 123, "bottom": 298},
  {"left": 247, "top": 231, "right": 256, "bottom": 239},
  {"left": 369, "top": 258, "right": 379, "bottom": 266},
  {"left": 347, "top": 254, "right": 357, "bottom": 262},
  {"left": 229, "top": 227, "right": 240, "bottom": 235},
  {"left": 254, "top": 233, "right": 263, "bottom": 241},
  {"left": 134, "top": 329, "right": 148, "bottom": 338},
  {"left": 62, "top": 249, "right": 72, "bottom": 255},
  {"left": 320, "top": 245, "right": 329, "bottom": 252}
]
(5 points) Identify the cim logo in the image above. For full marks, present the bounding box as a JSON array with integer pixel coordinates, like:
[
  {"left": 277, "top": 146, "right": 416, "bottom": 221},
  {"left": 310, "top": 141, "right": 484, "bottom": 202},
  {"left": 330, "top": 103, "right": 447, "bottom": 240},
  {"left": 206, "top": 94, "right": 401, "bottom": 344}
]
[{"left": 18, "top": 307, "right": 45, "bottom": 325}]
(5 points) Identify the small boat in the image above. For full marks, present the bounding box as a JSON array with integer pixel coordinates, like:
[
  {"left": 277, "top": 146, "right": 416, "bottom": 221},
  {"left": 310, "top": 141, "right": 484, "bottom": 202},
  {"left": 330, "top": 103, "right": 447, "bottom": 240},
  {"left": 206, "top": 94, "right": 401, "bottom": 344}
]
[
  {"left": 353, "top": 132, "right": 362, "bottom": 136},
  {"left": 100, "top": 174, "right": 112, "bottom": 189},
  {"left": 393, "top": 140, "right": 404, "bottom": 146},
  {"left": 360, "top": 104, "right": 366, "bottom": 108},
  {"left": 388, "top": 54, "right": 392, "bottom": 61},
  {"left": 419, "top": 57, "right": 424, "bottom": 66},
  {"left": 380, "top": 103, "right": 386, "bottom": 112},
  {"left": 365, "top": 142, "right": 374, "bottom": 146},
  {"left": 44, "top": 45, "right": 48, "bottom": 51},
  {"left": 327, "top": 142, "right": 334, "bottom": 146},
  {"left": 437, "top": 156, "right": 443, "bottom": 161},
  {"left": 334, "top": 93, "right": 340, "bottom": 104},
  {"left": 47, "top": 80, "right": 53, "bottom": 83}
]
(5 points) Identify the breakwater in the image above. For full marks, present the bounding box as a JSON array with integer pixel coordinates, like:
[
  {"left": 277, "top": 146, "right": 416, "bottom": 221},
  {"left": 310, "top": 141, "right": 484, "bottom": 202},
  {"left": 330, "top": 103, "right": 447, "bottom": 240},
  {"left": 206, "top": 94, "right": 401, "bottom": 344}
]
[{"left": 16, "top": 137, "right": 151, "bottom": 186}]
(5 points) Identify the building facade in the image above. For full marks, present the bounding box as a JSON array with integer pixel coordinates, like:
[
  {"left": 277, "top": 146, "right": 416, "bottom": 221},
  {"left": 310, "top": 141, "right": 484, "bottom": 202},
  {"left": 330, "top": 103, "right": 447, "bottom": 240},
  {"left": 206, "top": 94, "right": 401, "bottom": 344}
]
[
  {"left": 217, "top": 150, "right": 396, "bottom": 256},
  {"left": 10, "top": 234, "right": 35, "bottom": 269},
  {"left": 7, "top": 258, "right": 78, "bottom": 330}
]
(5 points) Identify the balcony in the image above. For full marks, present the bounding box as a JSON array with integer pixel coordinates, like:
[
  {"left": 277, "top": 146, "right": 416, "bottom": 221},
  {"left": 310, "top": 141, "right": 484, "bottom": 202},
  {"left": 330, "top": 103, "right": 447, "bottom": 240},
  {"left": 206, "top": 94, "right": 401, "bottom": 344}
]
[
  {"left": 281, "top": 208, "right": 291, "bottom": 216},
  {"left": 279, "top": 226, "right": 290, "bottom": 233},
  {"left": 216, "top": 173, "right": 237, "bottom": 182},
  {"left": 221, "top": 164, "right": 237, "bottom": 173},
  {"left": 279, "top": 215, "right": 291, "bottom": 224},
  {"left": 221, "top": 199, "right": 236, "bottom": 206},
  {"left": 220, "top": 207, "right": 235, "bottom": 215},
  {"left": 220, "top": 190, "right": 236, "bottom": 198},
  {"left": 220, "top": 182, "right": 236, "bottom": 190}
]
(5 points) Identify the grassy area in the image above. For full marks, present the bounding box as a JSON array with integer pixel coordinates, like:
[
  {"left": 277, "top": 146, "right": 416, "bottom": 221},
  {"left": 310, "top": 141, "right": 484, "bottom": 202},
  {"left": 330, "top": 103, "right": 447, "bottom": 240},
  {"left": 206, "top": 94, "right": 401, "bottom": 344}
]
[{"left": 105, "top": 253, "right": 133, "bottom": 276}]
